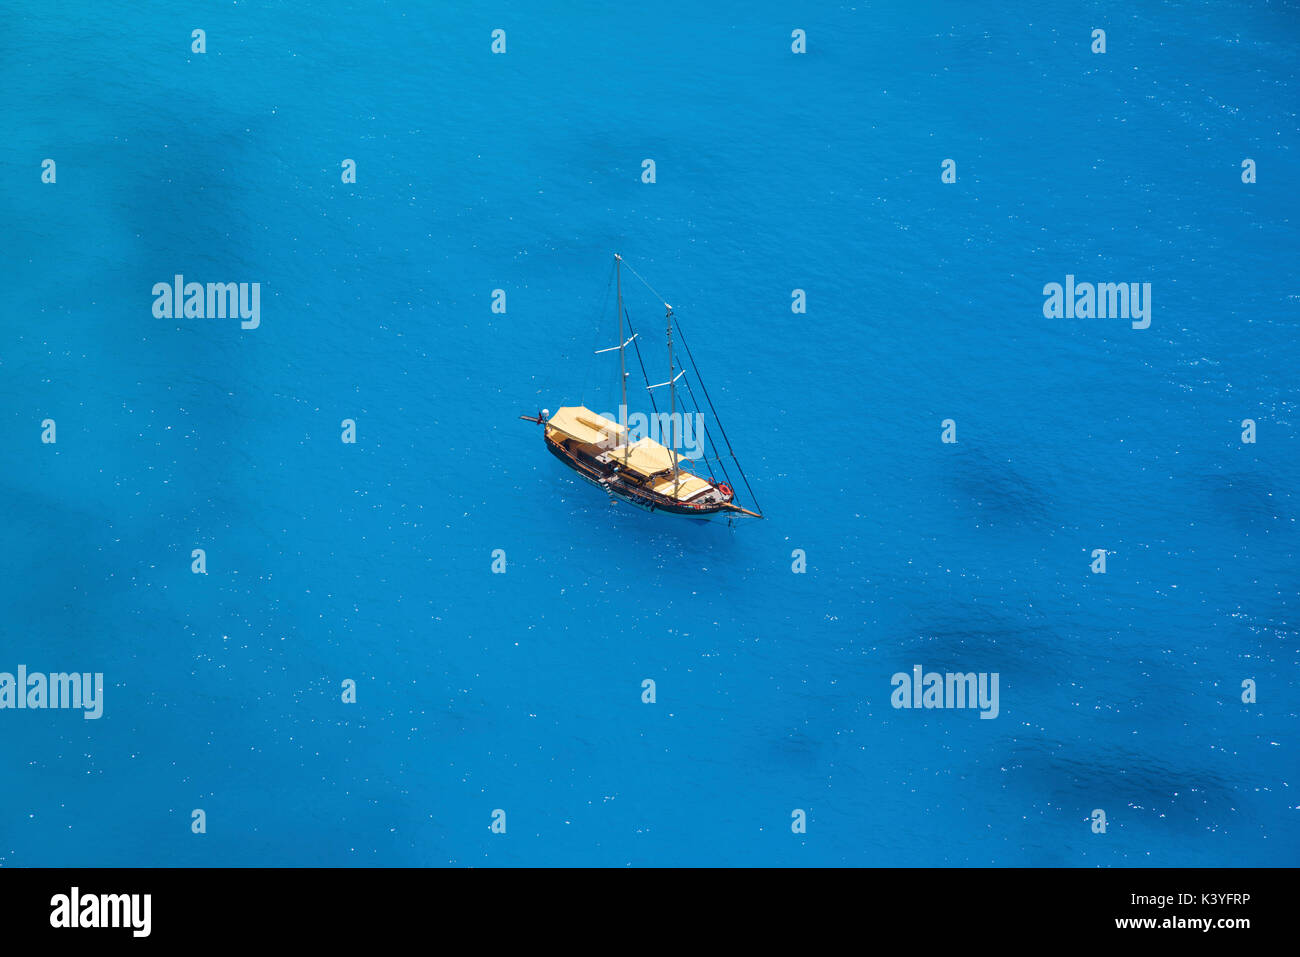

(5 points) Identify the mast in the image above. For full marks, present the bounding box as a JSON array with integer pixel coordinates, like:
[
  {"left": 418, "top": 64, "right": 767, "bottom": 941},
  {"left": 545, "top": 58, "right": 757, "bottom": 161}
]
[
  {"left": 666, "top": 303, "right": 679, "bottom": 495},
  {"left": 616, "top": 254, "right": 628, "bottom": 464}
]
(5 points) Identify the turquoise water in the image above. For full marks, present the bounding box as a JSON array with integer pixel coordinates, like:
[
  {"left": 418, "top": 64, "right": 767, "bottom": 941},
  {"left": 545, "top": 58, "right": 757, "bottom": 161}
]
[{"left": 1, "top": 1, "right": 1297, "bottom": 865}]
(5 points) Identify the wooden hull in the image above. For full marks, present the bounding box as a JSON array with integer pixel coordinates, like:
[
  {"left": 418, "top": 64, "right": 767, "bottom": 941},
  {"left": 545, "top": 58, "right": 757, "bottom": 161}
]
[{"left": 544, "top": 433, "right": 737, "bottom": 516}]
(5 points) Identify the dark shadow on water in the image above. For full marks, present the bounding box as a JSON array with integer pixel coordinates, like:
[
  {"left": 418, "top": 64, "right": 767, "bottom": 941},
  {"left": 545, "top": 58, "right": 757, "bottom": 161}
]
[
  {"left": 1002, "top": 738, "right": 1238, "bottom": 835},
  {"left": 1201, "top": 471, "right": 1292, "bottom": 531},
  {"left": 893, "top": 606, "right": 1067, "bottom": 682},
  {"left": 946, "top": 447, "right": 1052, "bottom": 526}
]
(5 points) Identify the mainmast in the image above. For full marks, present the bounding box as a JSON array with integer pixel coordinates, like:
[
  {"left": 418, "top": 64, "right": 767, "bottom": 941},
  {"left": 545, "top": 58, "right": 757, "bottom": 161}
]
[
  {"left": 616, "top": 254, "right": 628, "bottom": 464},
  {"left": 666, "top": 303, "right": 679, "bottom": 495}
]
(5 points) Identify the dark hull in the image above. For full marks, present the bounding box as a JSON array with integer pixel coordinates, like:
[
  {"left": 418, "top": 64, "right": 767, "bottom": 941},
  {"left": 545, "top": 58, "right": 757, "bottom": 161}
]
[{"left": 544, "top": 434, "right": 734, "bottom": 516}]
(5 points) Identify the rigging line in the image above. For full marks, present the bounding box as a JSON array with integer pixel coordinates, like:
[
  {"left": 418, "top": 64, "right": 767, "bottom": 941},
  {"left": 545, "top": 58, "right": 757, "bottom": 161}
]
[
  {"left": 679, "top": 372, "right": 733, "bottom": 489},
  {"left": 671, "top": 312, "right": 763, "bottom": 516},
  {"left": 702, "top": 421, "right": 733, "bottom": 501},
  {"left": 702, "top": 421, "right": 735, "bottom": 490},
  {"left": 619, "top": 258, "right": 671, "bottom": 310},
  {"left": 675, "top": 372, "right": 711, "bottom": 472},
  {"left": 624, "top": 306, "right": 660, "bottom": 418}
]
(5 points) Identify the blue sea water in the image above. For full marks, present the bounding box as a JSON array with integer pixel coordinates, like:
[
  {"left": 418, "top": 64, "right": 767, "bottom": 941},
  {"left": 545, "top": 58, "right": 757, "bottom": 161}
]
[{"left": 1, "top": 0, "right": 1297, "bottom": 867}]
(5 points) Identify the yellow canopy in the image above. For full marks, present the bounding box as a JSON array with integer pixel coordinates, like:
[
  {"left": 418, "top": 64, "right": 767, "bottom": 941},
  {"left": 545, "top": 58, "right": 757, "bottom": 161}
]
[
  {"left": 649, "top": 473, "right": 713, "bottom": 501},
  {"left": 545, "top": 406, "right": 624, "bottom": 448},
  {"left": 606, "top": 436, "right": 686, "bottom": 477}
]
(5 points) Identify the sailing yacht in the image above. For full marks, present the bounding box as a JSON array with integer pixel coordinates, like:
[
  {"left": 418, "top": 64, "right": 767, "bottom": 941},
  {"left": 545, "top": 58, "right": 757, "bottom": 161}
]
[{"left": 522, "top": 254, "right": 763, "bottom": 520}]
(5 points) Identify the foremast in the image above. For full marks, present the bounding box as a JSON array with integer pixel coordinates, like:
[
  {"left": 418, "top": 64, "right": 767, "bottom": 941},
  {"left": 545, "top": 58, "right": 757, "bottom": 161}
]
[
  {"left": 666, "top": 303, "right": 680, "bottom": 496},
  {"left": 616, "top": 255, "right": 628, "bottom": 466}
]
